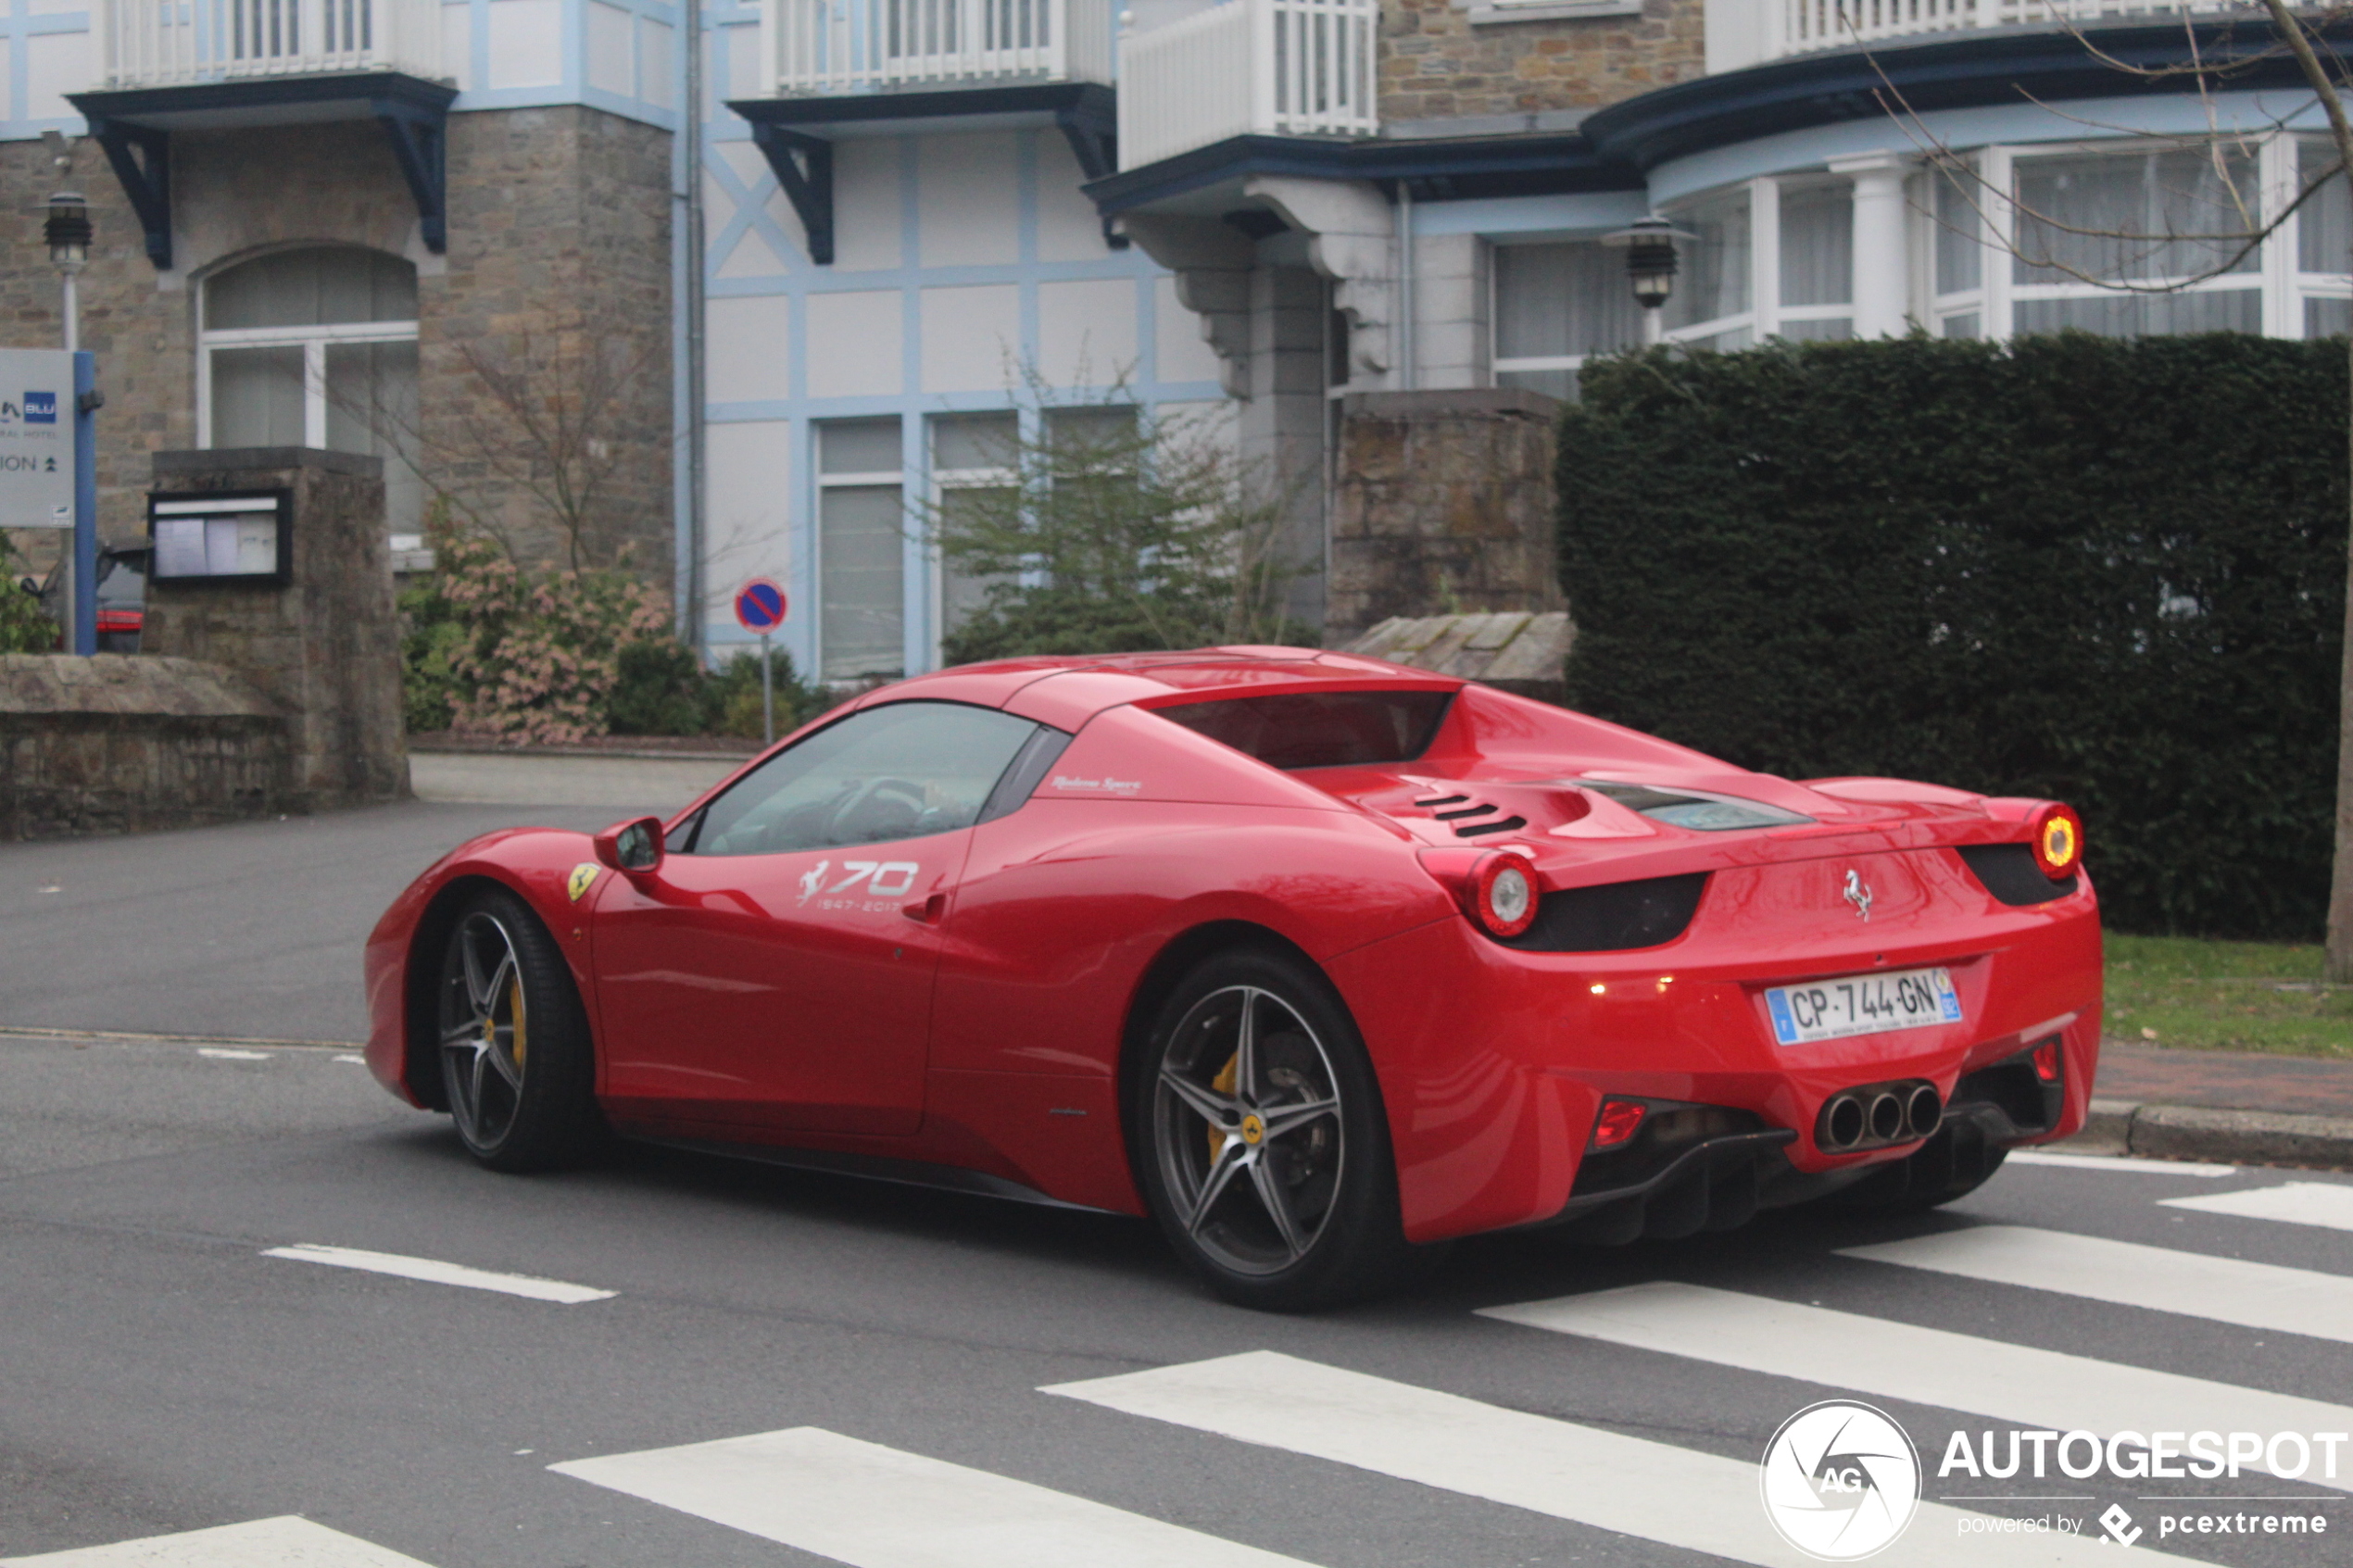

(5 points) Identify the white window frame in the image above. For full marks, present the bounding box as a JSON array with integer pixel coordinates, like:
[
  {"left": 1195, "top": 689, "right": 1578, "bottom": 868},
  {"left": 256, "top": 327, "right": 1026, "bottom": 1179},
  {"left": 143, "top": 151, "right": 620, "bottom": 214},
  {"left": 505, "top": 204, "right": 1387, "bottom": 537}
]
[
  {"left": 926, "top": 411, "right": 1019, "bottom": 668},
  {"left": 1659, "top": 183, "right": 1758, "bottom": 352},
  {"left": 1770, "top": 173, "right": 1857, "bottom": 341},
  {"left": 195, "top": 300, "right": 419, "bottom": 451},
  {"left": 1998, "top": 138, "right": 2269, "bottom": 337},
  {"left": 812, "top": 418, "right": 907, "bottom": 687},
  {"left": 1486, "top": 237, "right": 1652, "bottom": 395}
]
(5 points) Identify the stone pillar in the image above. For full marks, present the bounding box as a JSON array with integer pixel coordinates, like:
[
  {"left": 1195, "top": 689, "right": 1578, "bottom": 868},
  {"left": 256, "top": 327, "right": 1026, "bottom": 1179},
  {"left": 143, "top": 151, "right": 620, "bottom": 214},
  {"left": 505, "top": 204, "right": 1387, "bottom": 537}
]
[
  {"left": 140, "top": 447, "right": 409, "bottom": 809},
  {"left": 1246, "top": 264, "right": 1333, "bottom": 631},
  {"left": 1327, "top": 389, "right": 1565, "bottom": 646},
  {"left": 1836, "top": 155, "right": 1912, "bottom": 338}
]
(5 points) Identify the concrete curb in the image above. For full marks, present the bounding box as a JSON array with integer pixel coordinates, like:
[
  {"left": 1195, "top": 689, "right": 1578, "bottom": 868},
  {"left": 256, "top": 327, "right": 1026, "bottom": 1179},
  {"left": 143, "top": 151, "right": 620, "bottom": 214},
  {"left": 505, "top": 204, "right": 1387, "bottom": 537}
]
[{"left": 2068, "top": 1097, "right": 2353, "bottom": 1169}]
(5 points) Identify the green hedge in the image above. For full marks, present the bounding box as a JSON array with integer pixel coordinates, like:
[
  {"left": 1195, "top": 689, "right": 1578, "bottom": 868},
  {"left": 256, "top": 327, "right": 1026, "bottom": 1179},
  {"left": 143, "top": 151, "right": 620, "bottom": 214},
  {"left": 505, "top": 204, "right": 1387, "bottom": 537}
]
[{"left": 1557, "top": 332, "right": 2347, "bottom": 940}]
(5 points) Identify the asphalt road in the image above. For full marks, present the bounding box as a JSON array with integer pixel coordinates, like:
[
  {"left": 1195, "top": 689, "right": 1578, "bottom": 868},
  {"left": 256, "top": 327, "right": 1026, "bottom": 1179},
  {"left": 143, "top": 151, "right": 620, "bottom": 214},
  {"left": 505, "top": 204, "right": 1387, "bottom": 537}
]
[{"left": 4, "top": 802, "right": 2352, "bottom": 1568}]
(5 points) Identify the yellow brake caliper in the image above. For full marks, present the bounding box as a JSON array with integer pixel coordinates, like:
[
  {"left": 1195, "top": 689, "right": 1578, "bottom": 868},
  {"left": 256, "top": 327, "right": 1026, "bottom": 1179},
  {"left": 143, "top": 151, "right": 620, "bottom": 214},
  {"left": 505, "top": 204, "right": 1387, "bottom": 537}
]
[
  {"left": 1206, "top": 1053, "right": 1238, "bottom": 1161},
  {"left": 508, "top": 973, "right": 528, "bottom": 1074}
]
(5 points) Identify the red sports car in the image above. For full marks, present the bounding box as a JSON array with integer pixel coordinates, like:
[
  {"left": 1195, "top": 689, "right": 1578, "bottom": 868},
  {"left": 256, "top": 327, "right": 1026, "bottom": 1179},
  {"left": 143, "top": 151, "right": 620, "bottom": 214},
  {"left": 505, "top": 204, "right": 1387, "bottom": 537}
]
[{"left": 365, "top": 648, "right": 2099, "bottom": 1309}]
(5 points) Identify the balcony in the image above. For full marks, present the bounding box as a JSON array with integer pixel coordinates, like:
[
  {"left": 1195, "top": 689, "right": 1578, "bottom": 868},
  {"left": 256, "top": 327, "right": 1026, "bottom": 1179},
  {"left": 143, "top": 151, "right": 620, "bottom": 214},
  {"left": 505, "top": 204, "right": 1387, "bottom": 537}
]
[
  {"left": 1745, "top": 0, "right": 2258, "bottom": 67},
  {"left": 1117, "top": 0, "right": 1378, "bottom": 170},
  {"left": 93, "top": 0, "right": 443, "bottom": 88},
  {"left": 762, "top": 0, "right": 1114, "bottom": 96}
]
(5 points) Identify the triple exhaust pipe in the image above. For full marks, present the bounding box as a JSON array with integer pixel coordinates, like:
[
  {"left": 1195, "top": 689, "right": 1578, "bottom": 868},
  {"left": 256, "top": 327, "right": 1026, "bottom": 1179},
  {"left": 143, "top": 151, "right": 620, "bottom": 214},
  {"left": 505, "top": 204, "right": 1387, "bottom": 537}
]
[{"left": 1817, "top": 1079, "right": 1942, "bottom": 1153}]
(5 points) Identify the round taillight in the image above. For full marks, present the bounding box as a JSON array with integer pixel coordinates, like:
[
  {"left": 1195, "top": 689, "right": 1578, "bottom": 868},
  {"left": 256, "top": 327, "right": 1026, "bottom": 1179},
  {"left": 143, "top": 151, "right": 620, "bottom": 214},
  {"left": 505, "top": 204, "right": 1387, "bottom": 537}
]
[
  {"left": 1471, "top": 852, "right": 1538, "bottom": 938},
  {"left": 2030, "top": 803, "right": 2082, "bottom": 880}
]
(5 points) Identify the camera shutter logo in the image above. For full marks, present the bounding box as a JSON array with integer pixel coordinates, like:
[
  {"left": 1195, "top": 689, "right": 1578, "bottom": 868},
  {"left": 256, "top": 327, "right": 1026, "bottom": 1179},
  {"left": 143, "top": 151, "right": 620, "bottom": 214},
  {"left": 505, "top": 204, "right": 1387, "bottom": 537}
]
[{"left": 1759, "top": 1400, "right": 1921, "bottom": 1560}]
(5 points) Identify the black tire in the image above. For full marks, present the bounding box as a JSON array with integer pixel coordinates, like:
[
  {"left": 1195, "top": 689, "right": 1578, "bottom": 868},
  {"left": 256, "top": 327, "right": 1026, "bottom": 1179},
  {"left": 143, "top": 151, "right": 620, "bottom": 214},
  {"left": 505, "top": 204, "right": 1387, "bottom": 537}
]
[
  {"left": 434, "top": 886, "right": 606, "bottom": 1172},
  {"left": 1131, "top": 948, "right": 1422, "bottom": 1311},
  {"left": 1822, "top": 1117, "right": 2007, "bottom": 1214}
]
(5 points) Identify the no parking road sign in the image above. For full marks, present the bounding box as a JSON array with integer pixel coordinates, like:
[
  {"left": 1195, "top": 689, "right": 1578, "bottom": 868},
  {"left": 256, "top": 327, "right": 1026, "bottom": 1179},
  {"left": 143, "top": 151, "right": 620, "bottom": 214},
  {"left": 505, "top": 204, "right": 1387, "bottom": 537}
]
[{"left": 735, "top": 577, "right": 787, "bottom": 634}]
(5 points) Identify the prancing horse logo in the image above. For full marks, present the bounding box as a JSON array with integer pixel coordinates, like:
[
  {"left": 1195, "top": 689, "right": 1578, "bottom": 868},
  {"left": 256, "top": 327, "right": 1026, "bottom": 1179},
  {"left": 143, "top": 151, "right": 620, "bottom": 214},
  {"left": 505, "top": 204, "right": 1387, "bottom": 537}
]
[
  {"left": 798, "top": 860, "right": 830, "bottom": 905},
  {"left": 1843, "top": 870, "right": 1873, "bottom": 922}
]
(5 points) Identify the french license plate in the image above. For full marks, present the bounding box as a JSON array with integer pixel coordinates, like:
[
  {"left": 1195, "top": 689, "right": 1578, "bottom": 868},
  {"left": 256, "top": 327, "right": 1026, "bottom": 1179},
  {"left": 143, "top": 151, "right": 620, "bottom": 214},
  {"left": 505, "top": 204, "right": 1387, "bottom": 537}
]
[{"left": 1765, "top": 967, "right": 1962, "bottom": 1047}]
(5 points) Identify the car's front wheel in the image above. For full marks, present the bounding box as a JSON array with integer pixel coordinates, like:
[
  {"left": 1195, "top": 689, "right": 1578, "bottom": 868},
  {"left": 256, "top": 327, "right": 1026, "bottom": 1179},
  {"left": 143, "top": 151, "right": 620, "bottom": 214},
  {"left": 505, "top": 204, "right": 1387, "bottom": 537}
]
[
  {"left": 434, "top": 887, "right": 604, "bottom": 1172},
  {"left": 1134, "top": 949, "right": 1419, "bottom": 1311}
]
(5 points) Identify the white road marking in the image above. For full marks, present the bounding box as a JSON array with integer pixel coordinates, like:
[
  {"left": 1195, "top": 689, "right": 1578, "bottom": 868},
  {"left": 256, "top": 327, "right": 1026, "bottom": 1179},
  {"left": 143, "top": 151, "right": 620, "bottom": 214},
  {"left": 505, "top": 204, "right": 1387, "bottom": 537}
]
[
  {"left": 2162, "top": 1181, "right": 2353, "bottom": 1234},
  {"left": 262, "top": 1244, "right": 614, "bottom": 1304},
  {"left": 0, "top": 1515, "right": 437, "bottom": 1566},
  {"left": 551, "top": 1425, "right": 1319, "bottom": 1567},
  {"left": 195, "top": 1047, "right": 271, "bottom": 1061},
  {"left": 1479, "top": 1282, "right": 2353, "bottom": 1488},
  {"left": 1044, "top": 1351, "right": 2177, "bottom": 1565},
  {"left": 333, "top": 1054, "right": 367, "bottom": 1064},
  {"left": 2006, "top": 1150, "right": 2236, "bottom": 1177},
  {"left": 1843, "top": 1225, "right": 2353, "bottom": 1346}
]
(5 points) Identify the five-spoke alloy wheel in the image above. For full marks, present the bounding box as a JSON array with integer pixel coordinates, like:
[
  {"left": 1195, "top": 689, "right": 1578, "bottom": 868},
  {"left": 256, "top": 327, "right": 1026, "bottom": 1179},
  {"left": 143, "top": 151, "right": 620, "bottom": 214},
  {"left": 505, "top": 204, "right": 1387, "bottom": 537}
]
[
  {"left": 434, "top": 887, "right": 602, "bottom": 1171},
  {"left": 1137, "top": 949, "right": 1416, "bottom": 1310}
]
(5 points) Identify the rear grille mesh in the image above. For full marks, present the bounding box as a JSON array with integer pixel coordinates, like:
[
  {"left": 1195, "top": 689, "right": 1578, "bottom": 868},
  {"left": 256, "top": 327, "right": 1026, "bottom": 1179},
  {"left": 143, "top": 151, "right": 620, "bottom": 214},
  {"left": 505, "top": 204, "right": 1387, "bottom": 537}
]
[
  {"left": 1495, "top": 872, "right": 1710, "bottom": 952},
  {"left": 1957, "top": 844, "right": 2078, "bottom": 906}
]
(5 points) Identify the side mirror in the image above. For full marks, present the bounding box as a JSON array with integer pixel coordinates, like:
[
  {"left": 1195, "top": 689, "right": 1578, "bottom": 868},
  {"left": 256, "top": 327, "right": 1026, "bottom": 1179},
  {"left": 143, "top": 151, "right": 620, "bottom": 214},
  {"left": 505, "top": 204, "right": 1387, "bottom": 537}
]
[{"left": 593, "top": 815, "right": 666, "bottom": 874}]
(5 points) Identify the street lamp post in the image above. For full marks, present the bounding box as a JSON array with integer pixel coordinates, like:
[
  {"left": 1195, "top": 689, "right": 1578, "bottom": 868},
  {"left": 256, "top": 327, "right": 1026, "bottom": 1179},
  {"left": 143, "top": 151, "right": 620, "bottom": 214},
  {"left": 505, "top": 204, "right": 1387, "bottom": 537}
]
[
  {"left": 1602, "top": 216, "right": 1697, "bottom": 347},
  {"left": 44, "top": 192, "right": 91, "bottom": 354}
]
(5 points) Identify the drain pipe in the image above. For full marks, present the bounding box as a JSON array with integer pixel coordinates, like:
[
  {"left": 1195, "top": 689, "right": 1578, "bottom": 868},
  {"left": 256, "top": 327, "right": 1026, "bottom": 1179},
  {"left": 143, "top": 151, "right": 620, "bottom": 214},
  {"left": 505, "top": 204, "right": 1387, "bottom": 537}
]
[
  {"left": 679, "top": 0, "right": 708, "bottom": 653},
  {"left": 1397, "top": 181, "right": 1415, "bottom": 390}
]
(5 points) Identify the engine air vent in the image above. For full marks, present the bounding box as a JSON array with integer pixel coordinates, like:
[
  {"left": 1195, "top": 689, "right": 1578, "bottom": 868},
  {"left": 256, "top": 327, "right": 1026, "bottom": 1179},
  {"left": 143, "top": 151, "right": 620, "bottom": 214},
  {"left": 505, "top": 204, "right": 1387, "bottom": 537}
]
[{"left": 1456, "top": 815, "right": 1529, "bottom": 838}]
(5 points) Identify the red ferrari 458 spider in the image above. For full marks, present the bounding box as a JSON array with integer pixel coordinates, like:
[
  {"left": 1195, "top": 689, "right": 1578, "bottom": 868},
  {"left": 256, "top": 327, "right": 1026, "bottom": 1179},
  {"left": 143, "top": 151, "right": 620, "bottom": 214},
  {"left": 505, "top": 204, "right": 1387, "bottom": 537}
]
[{"left": 366, "top": 647, "right": 2099, "bottom": 1308}]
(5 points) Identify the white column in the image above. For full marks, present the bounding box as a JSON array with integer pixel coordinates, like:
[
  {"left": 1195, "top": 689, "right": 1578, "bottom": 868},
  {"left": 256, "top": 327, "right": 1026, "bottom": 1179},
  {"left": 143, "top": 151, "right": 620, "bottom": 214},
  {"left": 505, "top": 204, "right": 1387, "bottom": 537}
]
[{"left": 1834, "top": 154, "right": 1912, "bottom": 338}]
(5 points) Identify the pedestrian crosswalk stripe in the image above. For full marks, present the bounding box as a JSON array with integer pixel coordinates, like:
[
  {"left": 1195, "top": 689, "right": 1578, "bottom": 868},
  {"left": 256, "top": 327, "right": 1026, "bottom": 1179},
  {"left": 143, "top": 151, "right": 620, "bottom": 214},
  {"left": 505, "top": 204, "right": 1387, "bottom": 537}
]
[
  {"left": 1043, "top": 1350, "right": 2181, "bottom": 1565},
  {"left": 261, "top": 1243, "right": 615, "bottom": 1304},
  {"left": 2161, "top": 1181, "right": 2353, "bottom": 1235},
  {"left": 1842, "top": 1224, "right": 2353, "bottom": 1347},
  {"left": 1479, "top": 1282, "right": 2353, "bottom": 1490},
  {"left": 0, "top": 1516, "right": 437, "bottom": 1567},
  {"left": 2006, "top": 1150, "right": 2236, "bottom": 1177},
  {"left": 550, "top": 1425, "right": 1320, "bottom": 1568}
]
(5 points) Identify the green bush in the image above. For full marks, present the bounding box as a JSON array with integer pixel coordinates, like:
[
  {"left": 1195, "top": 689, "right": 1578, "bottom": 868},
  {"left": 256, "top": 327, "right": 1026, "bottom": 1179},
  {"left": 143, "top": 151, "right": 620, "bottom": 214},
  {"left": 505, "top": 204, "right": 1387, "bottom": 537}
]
[
  {"left": 709, "top": 646, "right": 825, "bottom": 739},
  {"left": 610, "top": 638, "right": 714, "bottom": 735},
  {"left": 0, "top": 540, "right": 59, "bottom": 655},
  {"left": 1557, "top": 332, "right": 2348, "bottom": 941}
]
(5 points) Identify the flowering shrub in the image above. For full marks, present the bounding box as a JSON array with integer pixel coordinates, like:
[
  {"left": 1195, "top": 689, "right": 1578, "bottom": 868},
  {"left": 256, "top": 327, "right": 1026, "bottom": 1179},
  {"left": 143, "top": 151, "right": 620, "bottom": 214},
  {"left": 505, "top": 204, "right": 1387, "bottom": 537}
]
[{"left": 404, "top": 515, "right": 670, "bottom": 745}]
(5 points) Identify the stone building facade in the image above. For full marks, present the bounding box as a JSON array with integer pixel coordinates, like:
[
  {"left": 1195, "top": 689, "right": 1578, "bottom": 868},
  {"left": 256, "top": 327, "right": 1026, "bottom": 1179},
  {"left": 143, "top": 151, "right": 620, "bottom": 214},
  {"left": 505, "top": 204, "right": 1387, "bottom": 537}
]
[
  {"left": 1, "top": 105, "right": 671, "bottom": 577},
  {"left": 1380, "top": 0, "right": 1705, "bottom": 125}
]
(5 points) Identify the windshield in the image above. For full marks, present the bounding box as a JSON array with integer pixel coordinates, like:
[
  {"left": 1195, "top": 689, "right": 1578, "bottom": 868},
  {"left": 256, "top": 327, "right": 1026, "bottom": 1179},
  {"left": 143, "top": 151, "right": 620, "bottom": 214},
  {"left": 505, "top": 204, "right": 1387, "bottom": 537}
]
[{"left": 1577, "top": 781, "right": 1813, "bottom": 832}]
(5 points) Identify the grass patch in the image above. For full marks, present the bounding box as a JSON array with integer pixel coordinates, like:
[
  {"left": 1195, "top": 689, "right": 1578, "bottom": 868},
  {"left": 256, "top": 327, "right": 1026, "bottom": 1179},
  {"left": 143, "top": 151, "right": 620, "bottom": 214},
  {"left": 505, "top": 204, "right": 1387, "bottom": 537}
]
[{"left": 2105, "top": 934, "right": 2353, "bottom": 1060}]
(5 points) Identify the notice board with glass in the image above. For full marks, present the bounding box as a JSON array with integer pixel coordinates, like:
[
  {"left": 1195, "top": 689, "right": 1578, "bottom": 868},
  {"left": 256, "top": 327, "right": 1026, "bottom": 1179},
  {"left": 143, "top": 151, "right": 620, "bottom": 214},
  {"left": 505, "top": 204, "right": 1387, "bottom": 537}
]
[{"left": 148, "top": 490, "right": 291, "bottom": 585}]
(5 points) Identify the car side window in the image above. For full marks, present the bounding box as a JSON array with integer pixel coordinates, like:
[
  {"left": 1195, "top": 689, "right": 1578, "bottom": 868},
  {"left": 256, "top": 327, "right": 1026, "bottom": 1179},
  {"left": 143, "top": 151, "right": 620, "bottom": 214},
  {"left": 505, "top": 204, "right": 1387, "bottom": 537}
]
[{"left": 686, "top": 701, "right": 1042, "bottom": 857}]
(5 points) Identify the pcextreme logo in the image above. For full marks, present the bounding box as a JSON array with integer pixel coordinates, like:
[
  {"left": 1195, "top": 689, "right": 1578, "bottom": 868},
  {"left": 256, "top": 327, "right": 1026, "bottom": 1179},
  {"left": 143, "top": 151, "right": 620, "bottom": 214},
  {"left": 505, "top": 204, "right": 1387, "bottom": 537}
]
[{"left": 1759, "top": 1400, "right": 1922, "bottom": 1561}]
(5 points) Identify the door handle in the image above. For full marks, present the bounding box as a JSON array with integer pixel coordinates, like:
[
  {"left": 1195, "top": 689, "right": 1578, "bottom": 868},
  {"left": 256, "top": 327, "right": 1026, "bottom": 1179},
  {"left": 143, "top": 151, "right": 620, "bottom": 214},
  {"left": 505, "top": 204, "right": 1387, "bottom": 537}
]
[{"left": 902, "top": 892, "right": 947, "bottom": 923}]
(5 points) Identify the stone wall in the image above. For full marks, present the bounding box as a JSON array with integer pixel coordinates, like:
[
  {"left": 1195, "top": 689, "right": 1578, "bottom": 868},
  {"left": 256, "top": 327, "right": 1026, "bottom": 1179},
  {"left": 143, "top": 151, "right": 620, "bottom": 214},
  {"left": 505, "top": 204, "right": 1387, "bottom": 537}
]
[
  {"left": 0, "top": 654, "right": 291, "bottom": 839},
  {"left": 0, "top": 106, "right": 673, "bottom": 582},
  {"left": 432, "top": 107, "right": 675, "bottom": 576},
  {"left": 1327, "top": 388, "right": 1565, "bottom": 644},
  {"left": 1379, "top": 0, "right": 1705, "bottom": 125}
]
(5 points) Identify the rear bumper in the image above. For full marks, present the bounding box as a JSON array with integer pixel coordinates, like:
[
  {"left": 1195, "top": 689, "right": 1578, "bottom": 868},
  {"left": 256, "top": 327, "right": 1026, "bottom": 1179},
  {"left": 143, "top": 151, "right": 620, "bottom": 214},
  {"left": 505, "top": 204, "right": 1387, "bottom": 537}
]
[{"left": 1327, "top": 872, "right": 2100, "bottom": 1244}]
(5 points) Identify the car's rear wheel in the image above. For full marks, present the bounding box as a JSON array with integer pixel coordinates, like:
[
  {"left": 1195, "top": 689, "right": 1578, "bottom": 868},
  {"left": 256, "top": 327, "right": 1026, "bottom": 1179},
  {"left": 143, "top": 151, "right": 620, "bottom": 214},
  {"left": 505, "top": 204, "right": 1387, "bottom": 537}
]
[
  {"left": 1135, "top": 949, "right": 1420, "bottom": 1311},
  {"left": 434, "top": 887, "right": 603, "bottom": 1172}
]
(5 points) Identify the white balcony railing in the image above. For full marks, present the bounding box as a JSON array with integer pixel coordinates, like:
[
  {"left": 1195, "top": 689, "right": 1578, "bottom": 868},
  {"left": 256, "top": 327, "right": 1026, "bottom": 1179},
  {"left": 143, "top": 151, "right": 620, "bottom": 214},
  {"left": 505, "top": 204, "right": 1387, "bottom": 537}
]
[
  {"left": 1118, "top": 0, "right": 1378, "bottom": 170},
  {"left": 765, "top": 0, "right": 1114, "bottom": 95},
  {"left": 94, "top": 0, "right": 442, "bottom": 87},
  {"left": 1767, "top": 0, "right": 2259, "bottom": 61}
]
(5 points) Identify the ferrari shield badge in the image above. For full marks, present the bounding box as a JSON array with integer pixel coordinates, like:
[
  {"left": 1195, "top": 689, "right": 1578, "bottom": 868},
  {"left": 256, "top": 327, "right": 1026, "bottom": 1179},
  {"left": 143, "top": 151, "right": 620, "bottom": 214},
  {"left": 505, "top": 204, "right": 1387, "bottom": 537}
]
[{"left": 568, "top": 862, "right": 601, "bottom": 902}]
